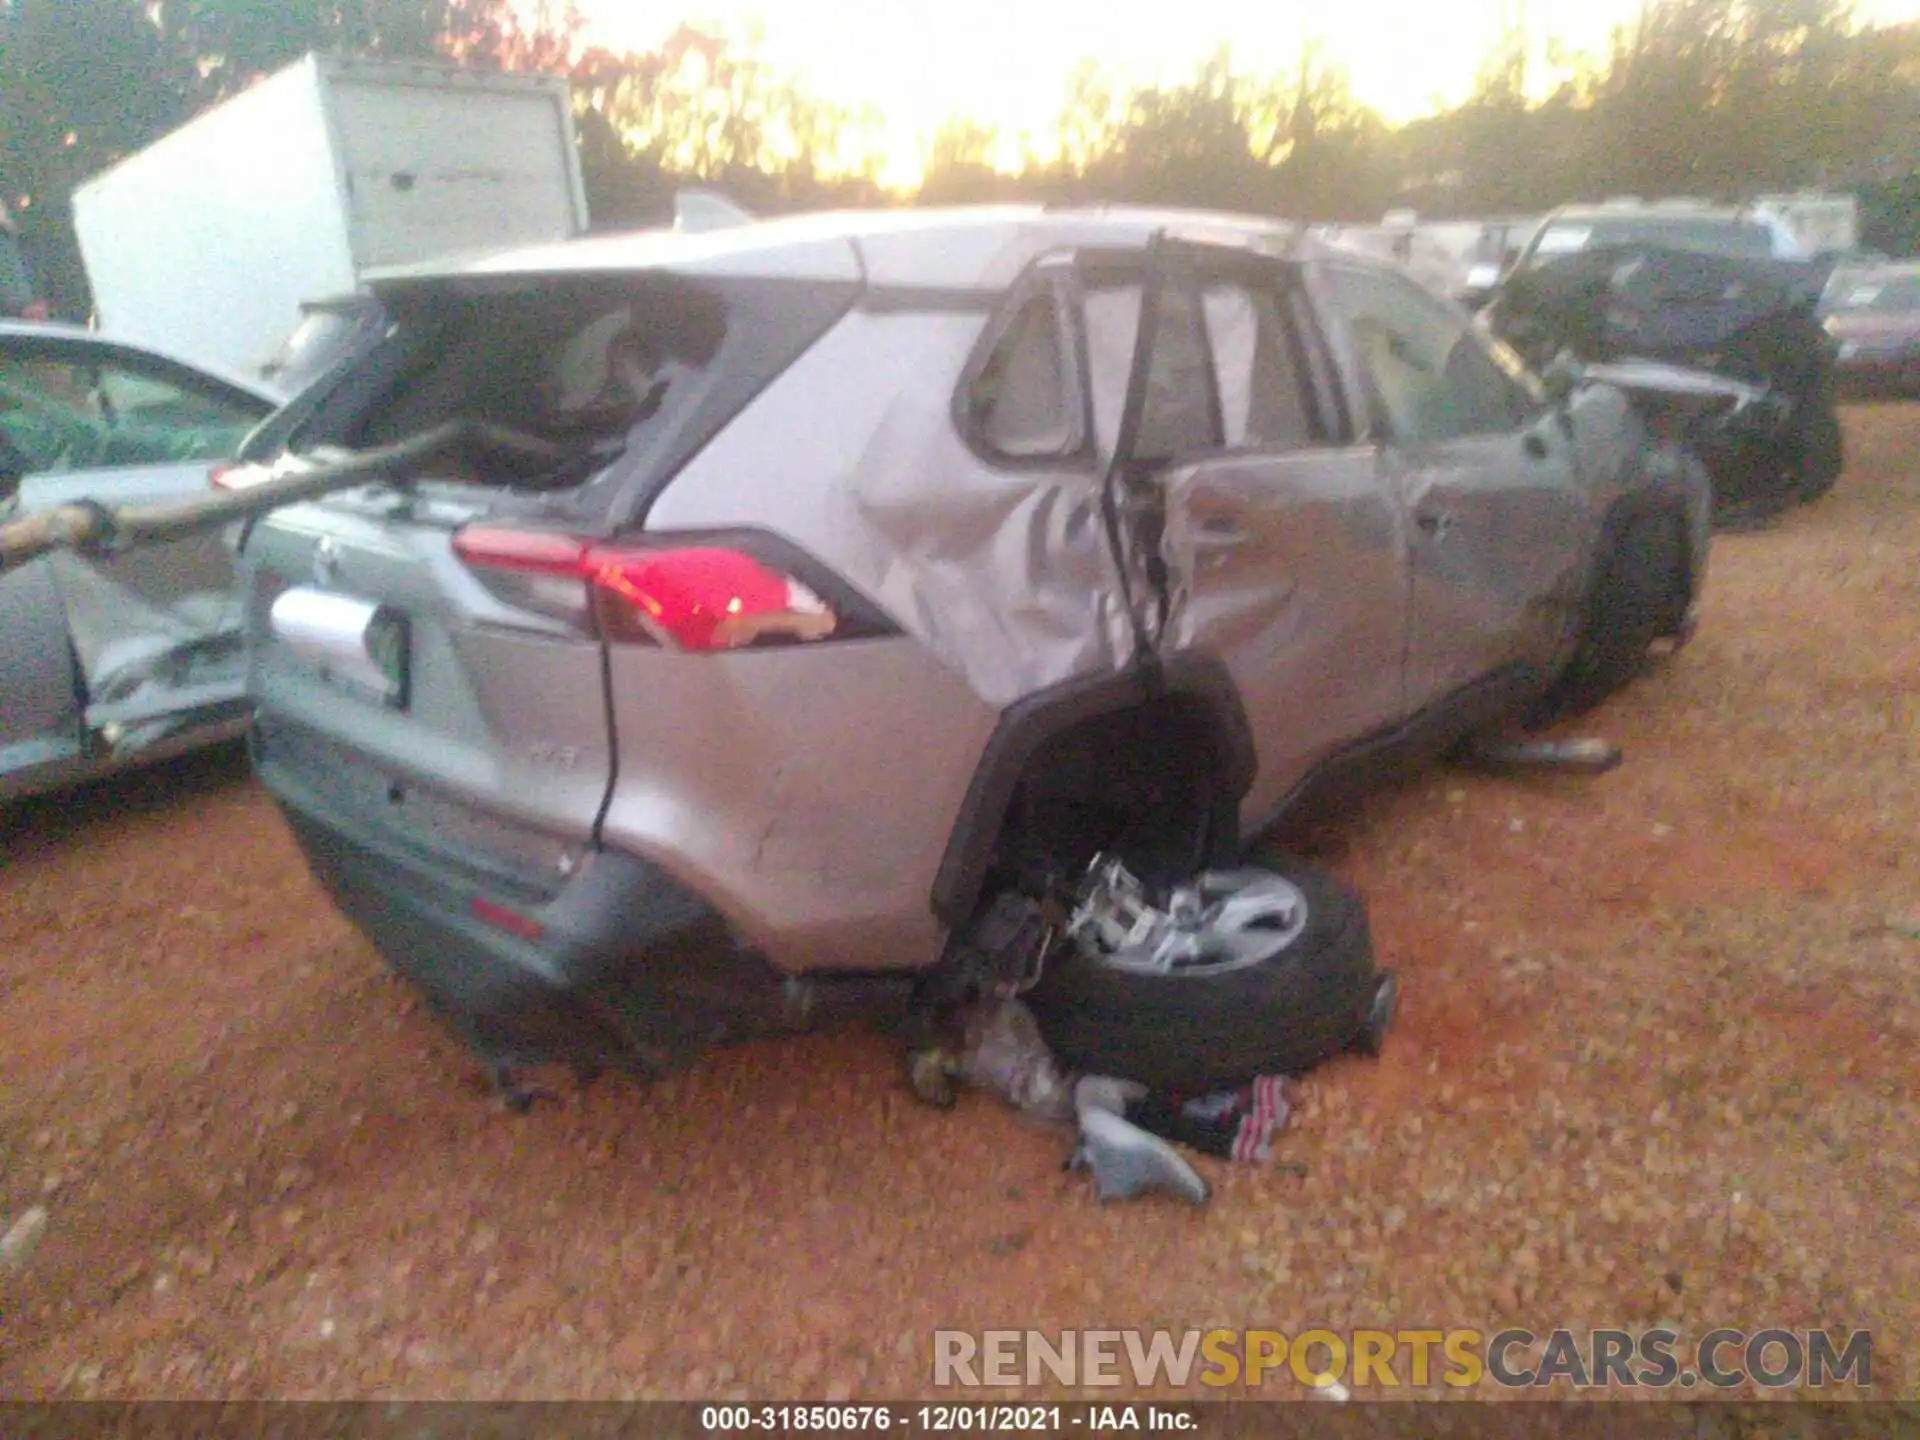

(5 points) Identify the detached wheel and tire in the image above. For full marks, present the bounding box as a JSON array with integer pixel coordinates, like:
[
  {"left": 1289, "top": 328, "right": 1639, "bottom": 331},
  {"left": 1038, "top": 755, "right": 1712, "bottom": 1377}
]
[
  {"left": 1530, "top": 509, "right": 1687, "bottom": 726},
  {"left": 1023, "top": 860, "right": 1393, "bottom": 1093}
]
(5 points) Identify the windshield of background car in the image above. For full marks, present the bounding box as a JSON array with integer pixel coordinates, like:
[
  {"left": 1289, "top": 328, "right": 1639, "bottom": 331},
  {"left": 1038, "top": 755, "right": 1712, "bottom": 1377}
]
[
  {"left": 1530, "top": 216, "right": 1776, "bottom": 265},
  {"left": 1829, "top": 274, "right": 1920, "bottom": 314},
  {"left": 288, "top": 271, "right": 857, "bottom": 496}
]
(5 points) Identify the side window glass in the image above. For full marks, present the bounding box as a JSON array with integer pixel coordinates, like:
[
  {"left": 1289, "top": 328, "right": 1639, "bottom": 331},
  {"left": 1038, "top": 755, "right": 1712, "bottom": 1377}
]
[
  {"left": 92, "top": 363, "right": 263, "bottom": 464},
  {"left": 0, "top": 355, "right": 95, "bottom": 474},
  {"left": 1324, "top": 268, "right": 1533, "bottom": 443},
  {"left": 0, "top": 351, "right": 264, "bottom": 474},
  {"left": 1082, "top": 283, "right": 1218, "bottom": 464},
  {"left": 967, "top": 295, "right": 1075, "bottom": 459},
  {"left": 1439, "top": 331, "right": 1536, "bottom": 436},
  {"left": 1133, "top": 283, "right": 1217, "bottom": 461},
  {"left": 1200, "top": 282, "right": 1317, "bottom": 450}
]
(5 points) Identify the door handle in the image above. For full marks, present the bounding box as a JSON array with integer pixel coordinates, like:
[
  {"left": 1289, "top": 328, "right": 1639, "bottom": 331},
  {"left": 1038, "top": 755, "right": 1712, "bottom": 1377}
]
[
  {"left": 1416, "top": 509, "right": 1454, "bottom": 539},
  {"left": 1523, "top": 429, "right": 1551, "bottom": 460}
]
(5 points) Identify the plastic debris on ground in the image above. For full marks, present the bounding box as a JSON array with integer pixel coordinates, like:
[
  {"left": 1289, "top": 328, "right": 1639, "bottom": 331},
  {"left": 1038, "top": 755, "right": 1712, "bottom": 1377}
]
[
  {"left": 1069, "top": 1104, "right": 1211, "bottom": 1207},
  {"left": 944, "top": 997, "right": 1299, "bottom": 1207}
]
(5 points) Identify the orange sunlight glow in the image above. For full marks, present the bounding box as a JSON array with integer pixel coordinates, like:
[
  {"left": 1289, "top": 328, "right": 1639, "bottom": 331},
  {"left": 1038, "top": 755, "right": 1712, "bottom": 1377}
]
[{"left": 578, "top": 0, "right": 1920, "bottom": 189}]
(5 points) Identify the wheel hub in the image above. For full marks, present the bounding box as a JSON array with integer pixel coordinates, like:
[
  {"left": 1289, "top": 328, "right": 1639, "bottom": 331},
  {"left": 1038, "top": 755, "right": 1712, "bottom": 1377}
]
[{"left": 1066, "top": 855, "right": 1310, "bottom": 976}]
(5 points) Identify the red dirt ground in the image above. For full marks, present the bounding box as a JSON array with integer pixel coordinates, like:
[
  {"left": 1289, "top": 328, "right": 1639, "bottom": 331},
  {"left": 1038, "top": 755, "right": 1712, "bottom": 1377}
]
[{"left": 2, "top": 405, "right": 1916, "bottom": 1402}]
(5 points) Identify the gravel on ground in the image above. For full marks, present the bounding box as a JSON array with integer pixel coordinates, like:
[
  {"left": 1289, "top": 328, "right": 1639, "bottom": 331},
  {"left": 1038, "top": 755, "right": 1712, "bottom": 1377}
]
[{"left": 2, "top": 406, "right": 1916, "bottom": 1402}]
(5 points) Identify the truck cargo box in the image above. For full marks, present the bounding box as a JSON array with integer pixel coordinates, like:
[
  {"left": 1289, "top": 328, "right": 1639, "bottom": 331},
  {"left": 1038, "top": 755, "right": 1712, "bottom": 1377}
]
[{"left": 73, "top": 53, "right": 588, "bottom": 378}]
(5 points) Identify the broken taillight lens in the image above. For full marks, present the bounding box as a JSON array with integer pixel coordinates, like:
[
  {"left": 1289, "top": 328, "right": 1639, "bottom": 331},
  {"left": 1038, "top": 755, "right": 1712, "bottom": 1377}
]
[
  {"left": 452, "top": 526, "right": 889, "bottom": 652},
  {"left": 209, "top": 462, "right": 271, "bottom": 491}
]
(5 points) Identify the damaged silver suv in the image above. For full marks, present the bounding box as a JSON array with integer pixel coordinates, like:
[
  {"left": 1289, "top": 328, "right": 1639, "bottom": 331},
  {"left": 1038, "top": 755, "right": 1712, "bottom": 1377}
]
[{"left": 227, "top": 207, "right": 1709, "bottom": 1098}]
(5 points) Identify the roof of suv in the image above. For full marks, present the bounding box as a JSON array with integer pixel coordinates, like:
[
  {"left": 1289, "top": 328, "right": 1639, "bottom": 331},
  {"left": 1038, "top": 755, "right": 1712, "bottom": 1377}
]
[
  {"left": 1549, "top": 201, "right": 1748, "bottom": 223},
  {"left": 377, "top": 205, "right": 1326, "bottom": 293}
]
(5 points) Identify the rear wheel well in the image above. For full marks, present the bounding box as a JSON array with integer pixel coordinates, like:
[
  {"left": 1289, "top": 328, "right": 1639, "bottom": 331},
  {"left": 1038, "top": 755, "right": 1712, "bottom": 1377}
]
[
  {"left": 930, "top": 658, "right": 1253, "bottom": 928},
  {"left": 992, "top": 695, "right": 1239, "bottom": 897}
]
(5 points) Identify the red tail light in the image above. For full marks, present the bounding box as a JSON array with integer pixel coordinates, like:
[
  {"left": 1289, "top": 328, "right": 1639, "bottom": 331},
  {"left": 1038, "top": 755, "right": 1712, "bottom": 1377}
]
[
  {"left": 470, "top": 895, "right": 544, "bottom": 941},
  {"left": 590, "top": 547, "right": 838, "bottom": 649},
  {"left": 452, "top": 526, "right": 883, "bottom": 652}
]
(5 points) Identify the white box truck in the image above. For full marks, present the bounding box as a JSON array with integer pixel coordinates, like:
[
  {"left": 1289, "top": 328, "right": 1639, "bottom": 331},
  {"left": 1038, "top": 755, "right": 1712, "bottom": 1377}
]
[{"left": 72, "top": 53, "right": 589, "bottom": 378}]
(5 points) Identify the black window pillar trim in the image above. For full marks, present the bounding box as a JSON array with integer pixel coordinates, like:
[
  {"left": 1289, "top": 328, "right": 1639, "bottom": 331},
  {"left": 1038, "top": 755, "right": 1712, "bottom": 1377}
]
[{"left": 1099, "top": 229, "right": 1176, "bottom": 675}]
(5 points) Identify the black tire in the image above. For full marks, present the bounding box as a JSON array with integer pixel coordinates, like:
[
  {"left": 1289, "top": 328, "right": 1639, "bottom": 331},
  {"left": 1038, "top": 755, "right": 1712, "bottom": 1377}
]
[
  {"left": 1793, "top": 391, "right": 1845, "bottom": 504},
  {"left": 1023, "top": 860, "right": 1383, "bottom": 1093},
  {"left": 1530, "top": 509, "right": 1685, "bottom": 726}
]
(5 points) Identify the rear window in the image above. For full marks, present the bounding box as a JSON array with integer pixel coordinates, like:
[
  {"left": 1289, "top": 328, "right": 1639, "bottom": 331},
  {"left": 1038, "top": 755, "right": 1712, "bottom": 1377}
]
[{"left": 290, "top": 272, "right": 857, "bottom": 497}]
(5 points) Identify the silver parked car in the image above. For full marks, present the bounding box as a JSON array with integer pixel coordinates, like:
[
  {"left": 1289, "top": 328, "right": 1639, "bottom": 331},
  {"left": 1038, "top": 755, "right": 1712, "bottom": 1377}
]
[
  {"left": 0, "top": 322, "right": 278, "bottom": 800},
  {"left": 224, "top": 207, "right": 1710, "bottom": 1096}
]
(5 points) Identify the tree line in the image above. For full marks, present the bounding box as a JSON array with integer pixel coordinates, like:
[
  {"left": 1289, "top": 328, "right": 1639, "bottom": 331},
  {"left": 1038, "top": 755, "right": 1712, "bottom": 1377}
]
[{"left": 4, "top": 0, "right": 1917, "bottom": 317}]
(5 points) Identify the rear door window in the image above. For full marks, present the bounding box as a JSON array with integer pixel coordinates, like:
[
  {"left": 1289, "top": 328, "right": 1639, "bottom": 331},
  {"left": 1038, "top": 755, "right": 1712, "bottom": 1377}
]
[
  {"left": 1083, "top": 264, "right": 1335, "bottom": 464},
  {"left": 1083, "top": 282, "right": 1218, "bottom": 463},
  {"left": 964, "top": 294, "right": 1077, "bottom": 460},
  {"left": 1200, "top": 281, "right": 1324, "bottom": 450}
]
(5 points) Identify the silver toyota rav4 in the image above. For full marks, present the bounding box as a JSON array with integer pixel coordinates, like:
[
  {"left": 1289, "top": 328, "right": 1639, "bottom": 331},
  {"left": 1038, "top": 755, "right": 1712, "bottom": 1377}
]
[{"left": 233, "top": 207, "right": 1709, "bottom": 1098}]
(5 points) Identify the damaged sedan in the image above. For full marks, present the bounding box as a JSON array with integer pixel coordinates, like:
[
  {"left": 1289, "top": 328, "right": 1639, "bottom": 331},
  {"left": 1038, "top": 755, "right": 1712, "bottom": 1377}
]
[
  {"left": 0, "top": 322, "right": 277, "bottom": 799},
  {"left": 1480, "top": 235, "right": 1845, "bottom": 527},
  {"left": 4, "top": 208, "right": 1714, "bottom": 1101}
]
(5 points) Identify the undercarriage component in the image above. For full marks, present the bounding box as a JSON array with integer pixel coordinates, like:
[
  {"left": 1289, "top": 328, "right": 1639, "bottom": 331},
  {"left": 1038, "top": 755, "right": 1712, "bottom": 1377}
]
[
  {"left": 932, "top": 889, "right": 1058, "bottom": 1002},
  {"left": 957, "top": 996, "right": 1077, "bottom": 1124},
  {"left": 1460, "top": 735, "right": 1624, "bottom": 775},
  {"left": 906, "top": 1045, "right": 962, "bottom": 1108},
  {"left": 1066, "top": 855, "right": 1309, "bottom": 976}
]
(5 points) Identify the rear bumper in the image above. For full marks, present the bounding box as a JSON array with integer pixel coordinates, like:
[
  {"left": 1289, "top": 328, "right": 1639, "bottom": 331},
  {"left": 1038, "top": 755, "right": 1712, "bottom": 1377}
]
[{"left": 259, "top": 752, "right": 795, "bottom": 1075}]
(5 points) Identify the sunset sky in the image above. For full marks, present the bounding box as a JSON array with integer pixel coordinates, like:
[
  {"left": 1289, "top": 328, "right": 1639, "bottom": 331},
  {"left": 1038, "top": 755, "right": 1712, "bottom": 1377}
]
[{"left": 580, "top": 0, "right": 1920, "bottom": 185}]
